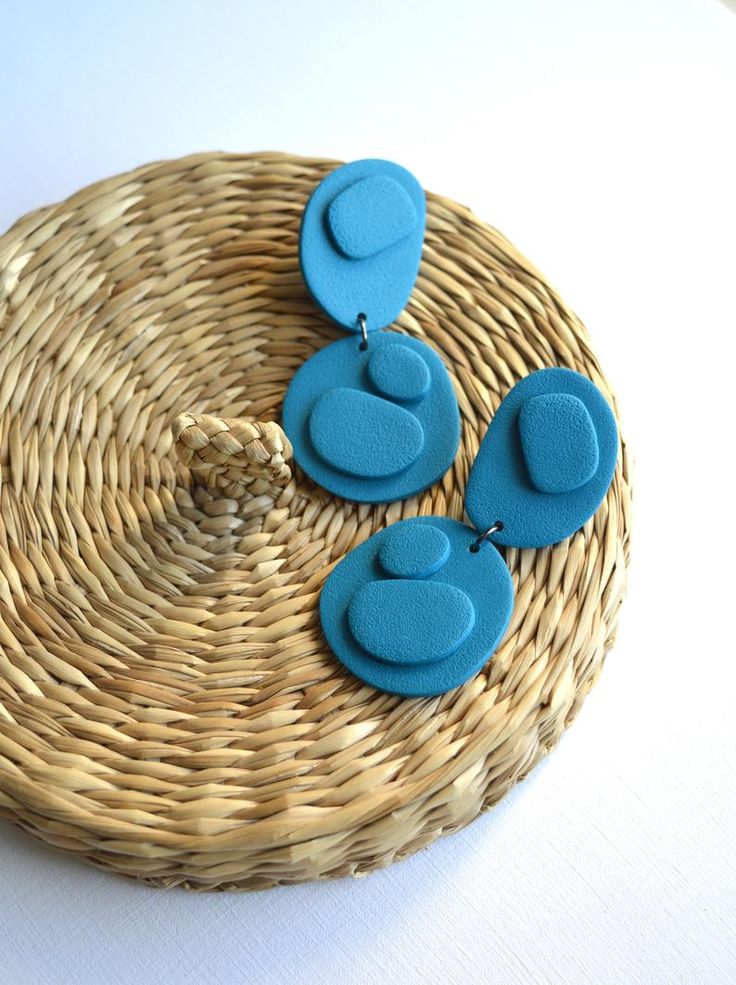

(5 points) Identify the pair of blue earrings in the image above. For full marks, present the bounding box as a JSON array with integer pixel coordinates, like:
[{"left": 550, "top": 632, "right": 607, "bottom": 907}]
[{"left": 283, "top": 159, "right": 618, "bottom": 697}]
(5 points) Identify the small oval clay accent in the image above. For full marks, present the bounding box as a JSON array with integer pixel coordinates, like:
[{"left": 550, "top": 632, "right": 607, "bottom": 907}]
[
  {"left": 308, "top": 387, "right": 424, "bottom": 478},
  {"left": 327, "top": 175, "right": 417, "bottom": 260},
  {"left": 348, "top": 579, "right": 476, "bottom": 665},
  {"left": 378, "top": 523, "right": 450, "bottom": 579},
  {"left": 367, "top": 344, "right": 430, "bottom": 404},
  {"left": 519, "top": 392, "right": 599, "bottom": 494}
]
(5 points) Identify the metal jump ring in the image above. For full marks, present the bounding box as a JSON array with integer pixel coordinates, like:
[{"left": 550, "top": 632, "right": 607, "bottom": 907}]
[
  {"left": 357, "top": 313, "right": 368, "bottom": 349},
  {"left": 469, "top": 521, "right": 504, "bottom": 553}
]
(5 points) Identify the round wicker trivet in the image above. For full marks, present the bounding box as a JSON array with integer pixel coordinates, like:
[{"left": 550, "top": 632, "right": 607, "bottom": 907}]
[{"left": 0, "top": 152, "right": 631, "bottom": 890}]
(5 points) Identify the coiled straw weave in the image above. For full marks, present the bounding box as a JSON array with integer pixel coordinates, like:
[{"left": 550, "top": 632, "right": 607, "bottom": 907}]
[
  {"left": 172, "top": 413, "right": 292, "bottom": 494},
  {"left": 0, "top": 152, "right": 631, "bottom": 890}
]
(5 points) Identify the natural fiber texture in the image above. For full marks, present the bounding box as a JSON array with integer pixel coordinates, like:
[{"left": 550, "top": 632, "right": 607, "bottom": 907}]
[
  {"left": 172, "top": 413, "right": 292, "bottom": 494},
  {"left": 0, "top": 152, "right": 632, "bottom": 891}
]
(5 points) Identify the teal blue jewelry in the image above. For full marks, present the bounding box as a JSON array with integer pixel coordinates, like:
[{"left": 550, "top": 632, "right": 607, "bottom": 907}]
[{"left": 320, "top": 368, "right": 619, "bottom": 697}]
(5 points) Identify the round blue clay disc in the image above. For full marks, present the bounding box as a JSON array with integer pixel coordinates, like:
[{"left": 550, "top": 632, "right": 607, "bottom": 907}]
[
  {"left": 465, "top": 368, "right": 619, "bottom": 549},
  {"left": 320, "top": 516, "right": 514, "bottom": 697},
  {"left": 282, "top": 333, "right": 460, "bottom": 503},
  {"left": 299, "top": 159, "right": 426, "bottom": 332}
]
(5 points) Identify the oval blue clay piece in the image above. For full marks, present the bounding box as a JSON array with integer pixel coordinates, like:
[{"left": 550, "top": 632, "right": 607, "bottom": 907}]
[
  {"left": 282, "top": 333, "right": 460, "bottom": 503},
  {"left": 300, "top": 159, "right": 426, "bottom": 332},
  {"left": 320, "top": 517, "right": 514, "bottom": 697},
  {"left": 378, "top": 522, "right": 450, "bottom": 579},
  {"left": 308, "top": 387, "right": 424, "bottom": 478},
  {"left": 348, "top": 580, "right": 475, "bottom": 665},
  {"left": 465, "top": 368, "right": 618, "bottom": 549},
  {"left": 519, "top": 393, "right": 599, "bottom": 493},
  {"left": 367, "top": 344, "right": 430, "bottom": 404},
  {"left": 328, "top": 175, "right": 417, "bottom": 260}
]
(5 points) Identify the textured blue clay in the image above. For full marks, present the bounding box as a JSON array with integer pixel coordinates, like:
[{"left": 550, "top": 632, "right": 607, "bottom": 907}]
[
  {"left": 300, "top": 159, "right": 426, "bottom": 332},
  {"left": 465, "top": 368, "right": 618, "bottom": 549},
  {"left": 348, "top": 580, "right": 475, "bottom": 665},
  {"left": 308, "top": 388, "right": 425, "bottom": 478},
  {"left": 519, "top": 393, "right": 599, "bottom": 494},
  {"left": 328, "top": 176, "right": 417, "bottom": 260},
  {"left": 367, "top": 344, "right": 430, "bottom": 403},
  {"left": 320, "top": 517, "right": 514, "bottom": 697},
  {"left": 282, "top": 333, "right": 460, "bottom": 503},
  {"left": 378, "top": 522, "right": 450, "bottom": 579}
]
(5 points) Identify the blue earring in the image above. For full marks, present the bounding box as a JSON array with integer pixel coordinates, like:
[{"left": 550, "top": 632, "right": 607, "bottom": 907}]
[
  {"left": 282, "top": 159, "right": 460, "bottom": 504},
  {"left": 320, "top": 367, "right": 619, "bottom": 697}
]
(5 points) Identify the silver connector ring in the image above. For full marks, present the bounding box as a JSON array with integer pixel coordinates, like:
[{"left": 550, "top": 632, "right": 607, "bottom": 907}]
[
  {"left": 469, "top": 521, "right": 504, "bottom": 553},
  {"left": 357, "top": 313, "right": 368, "bottom": 349}
]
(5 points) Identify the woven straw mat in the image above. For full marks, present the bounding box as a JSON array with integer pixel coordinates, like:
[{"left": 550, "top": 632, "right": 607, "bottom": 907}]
[{"left": 0, "top": 152, "right": 632, "bottom": 890}]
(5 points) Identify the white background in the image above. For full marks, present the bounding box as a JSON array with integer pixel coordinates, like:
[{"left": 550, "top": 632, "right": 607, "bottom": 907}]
[{"left": 1, "top": 2, "right": 735, "bottom": 983}]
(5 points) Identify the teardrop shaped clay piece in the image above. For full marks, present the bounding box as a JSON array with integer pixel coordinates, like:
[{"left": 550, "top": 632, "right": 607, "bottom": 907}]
[
  {"left": 348, "top": 579, "right": 475, "bottom": 665},
  {"left": 465, "top": 368, "right": 618, "bottom": 548},
  {"left": 328, "top": 175, "right": 417, "bottom": 260},
  {"left": 299, "top": 159, "right": 426, "bottom": 332},
  {"left": 308, "top": 387, "right": 424, "bottom": 478}
]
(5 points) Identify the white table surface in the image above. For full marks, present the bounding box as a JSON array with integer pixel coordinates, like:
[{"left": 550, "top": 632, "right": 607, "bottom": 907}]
[{"left": 1, "top": 2, "right": 735, "bottom": 983}]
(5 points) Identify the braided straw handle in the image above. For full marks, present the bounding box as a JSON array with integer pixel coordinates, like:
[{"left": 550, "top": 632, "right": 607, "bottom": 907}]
[{"left": 172, "top": 413, "right": 293, "bottom": 495}]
